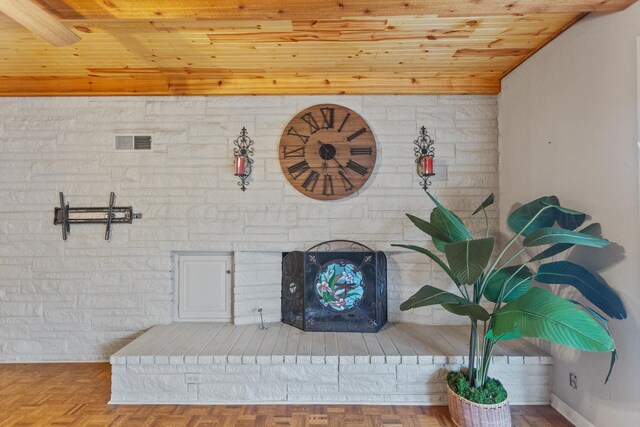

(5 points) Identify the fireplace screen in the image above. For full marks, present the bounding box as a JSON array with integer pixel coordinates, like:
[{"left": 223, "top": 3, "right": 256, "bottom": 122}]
[{"left": 281, "top": 240, "right": 387, "bottom": 333}]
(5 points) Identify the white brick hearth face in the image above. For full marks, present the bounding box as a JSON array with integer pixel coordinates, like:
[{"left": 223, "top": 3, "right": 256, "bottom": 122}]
[
  {"left": 109, "top": 353, "right": 551, "bottom": 405},
  {"left": 0, "top": 95, "right": 498, "bottom": 361}
]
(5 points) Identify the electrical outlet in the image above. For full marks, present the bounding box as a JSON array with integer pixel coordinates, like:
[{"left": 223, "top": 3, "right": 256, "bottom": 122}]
[
  {"left": 569, "top": 372, "right": 578, "bottom": 390},
  {"left": 185, "top": 373, "right": 200, "bottom": 384}
]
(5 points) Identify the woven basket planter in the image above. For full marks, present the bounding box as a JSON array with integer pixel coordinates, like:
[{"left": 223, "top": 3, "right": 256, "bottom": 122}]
[{"left": 447, "top": 385, "right": 511, "bottom": 427}]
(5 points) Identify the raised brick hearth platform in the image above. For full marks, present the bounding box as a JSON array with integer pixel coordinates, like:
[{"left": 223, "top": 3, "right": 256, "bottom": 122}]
[{"left": 110, "top": 322, "right": 552, "bottom": 405}]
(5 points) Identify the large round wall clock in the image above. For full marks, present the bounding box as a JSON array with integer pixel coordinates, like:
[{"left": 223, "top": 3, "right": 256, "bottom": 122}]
[{"left": 279, "top": 104, "right": 377, "bottom": 200}]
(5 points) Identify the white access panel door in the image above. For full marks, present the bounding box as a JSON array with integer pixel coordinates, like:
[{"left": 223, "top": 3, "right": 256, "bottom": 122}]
[{"left": 177, "top": 254, "right": 232, "bottom": 321}]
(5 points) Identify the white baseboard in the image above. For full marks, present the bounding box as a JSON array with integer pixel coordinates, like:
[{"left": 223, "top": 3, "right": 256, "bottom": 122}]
[
  {"left": 551, "top": 394, "right": 595, "bottom": 427},
  {"left": 0, "top": 359, "right": 108, "bottom": 364},
  {"left": 109, "top": 399, "right": 448, "bottom": 406}
]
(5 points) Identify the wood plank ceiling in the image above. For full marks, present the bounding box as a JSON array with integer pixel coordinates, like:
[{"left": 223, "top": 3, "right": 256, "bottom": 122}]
[{"left": 0, "top": 0, "right": 636, "bottom": 95}]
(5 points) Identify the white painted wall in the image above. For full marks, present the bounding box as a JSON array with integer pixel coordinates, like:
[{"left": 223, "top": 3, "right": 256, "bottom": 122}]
[
  {"left": 0, "top": 95, "right": 498, "bottom": 361},
  {"left": 499, "top": 4, "right": 640, "bottom": 426}
]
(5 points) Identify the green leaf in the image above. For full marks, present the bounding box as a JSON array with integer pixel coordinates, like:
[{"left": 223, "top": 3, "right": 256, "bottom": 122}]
[
  {"left": 486, "top": 325, "right": 522, "bottom": 342},
  {"left": 568, "top": 299, "right": 618, "bottom": 381},
  {"left": 536, "top": 261, "right": 626, "bottom": 319},
  {"left": 529, "top": 223, "right": 600, "bottom": 262},
  {"left": 406, "top": 213, "right": 452, "bottom": 243},
  {"left": 540, "top": 202, "right": 586, "bottom": 217},
  {"left": 426, "top": 191, "right": 473, "bottom": 240},
  {"left": 472, "top": 193, "right": 495, "bottom": 215},
  {"left": 400, "top": 285, "right": 489, "bottom": 321},
  {"left": 442, "top": 302, "right": 491, "bottom": 321},
  {"left": 483, "top": 265, "right": 532, "bottom": 303},
  {"left": 523, "top": 227, "right": 609, "bottom": 248},
  {"left": 606, "top": 349, "right": 618, "bottom": 384},
  {"left": 391, "top": 244, "right": 461, "bottom": 286},
  {"left": 328, "top": 271, "right": 337, "bottom": 287},
  {"left": 430, "top": 208, "right": 468, "bottom": 253},
  {"left": 444, "top": 238, "right": 495, "bottom": 285},
  {"left": 399, "top": 285, "right": 468, "bottom": 311},
  {"left": 507, "top": 196, "right": 559, "bottom": 236},
  {"left": 569, "top": 300, "right": 610, "bottom": 334},
  {"left": 492, "top": 287, "right": 615, "bottom": 352}
]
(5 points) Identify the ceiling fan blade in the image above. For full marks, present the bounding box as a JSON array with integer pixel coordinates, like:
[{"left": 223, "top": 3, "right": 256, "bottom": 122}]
[{"left": 0, "top": 0, "right": 80, "bottom": 47}]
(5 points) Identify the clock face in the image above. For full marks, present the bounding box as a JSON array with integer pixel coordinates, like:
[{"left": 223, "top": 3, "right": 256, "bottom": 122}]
[{"left": 279, "top": 104, "right": 377, "bottom": 200}]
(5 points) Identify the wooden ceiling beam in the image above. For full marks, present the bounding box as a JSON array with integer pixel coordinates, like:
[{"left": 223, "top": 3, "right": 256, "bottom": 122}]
[
  {"left": 31, "top": 0, "right": 638, "bottom": 20},
  {"left": 0, "top": 0, "right": 80, "bottom": 46},
  {"left": 0, "top": 76, "right": 501, "bottom": 96}
]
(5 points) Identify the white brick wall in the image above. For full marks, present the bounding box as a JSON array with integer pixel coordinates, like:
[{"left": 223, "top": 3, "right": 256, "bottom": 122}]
[{"left": 0, "top": 95, "right": 498, "bottom": 361}]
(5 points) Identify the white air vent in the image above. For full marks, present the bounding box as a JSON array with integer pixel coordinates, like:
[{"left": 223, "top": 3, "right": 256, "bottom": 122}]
[
  {"left": 134, "top": 135, "right": 152, "bottom": 150},
  {"left": 115, "top": 135, "right": 152, "bottom": 150}
]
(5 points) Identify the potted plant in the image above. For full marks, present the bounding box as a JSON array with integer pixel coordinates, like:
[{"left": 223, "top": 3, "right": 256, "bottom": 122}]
[{"left": 393, "top": 193, "right": 625, "bottom": 427}]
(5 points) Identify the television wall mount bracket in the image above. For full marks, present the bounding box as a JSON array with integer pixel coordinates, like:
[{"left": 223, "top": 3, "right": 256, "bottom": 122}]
[{"left": 53, "top": 192, "right": 142, "bottom": 241}]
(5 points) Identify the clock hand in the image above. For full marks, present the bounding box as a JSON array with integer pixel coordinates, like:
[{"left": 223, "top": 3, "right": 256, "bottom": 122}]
[
  {"left": 331, "top": 157, "right": 349, "bottom": 176},
  {"left": 318, "top": 140, "right": 350, "bottom": 175},
  {"left": 318, "top": 142, "right": 329, "bottom": 173}
]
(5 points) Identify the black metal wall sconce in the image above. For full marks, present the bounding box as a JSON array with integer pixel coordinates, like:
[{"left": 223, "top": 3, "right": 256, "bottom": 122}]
[
  {"left": 233, "top": 127, "right": 255, "bottom": 191},
  {"left": 414, "top": 126, "right": 436, "bottom": 193}
]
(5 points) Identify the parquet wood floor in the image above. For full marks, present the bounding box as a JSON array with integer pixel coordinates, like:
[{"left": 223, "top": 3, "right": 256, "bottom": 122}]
[{"left": 0, "top": 363, "right": 573, "bottom": 426}]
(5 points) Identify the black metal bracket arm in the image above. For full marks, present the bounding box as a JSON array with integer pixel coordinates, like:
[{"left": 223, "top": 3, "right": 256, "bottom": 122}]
[{"left": 53, "top": 192, "right": 142, "bottom": 241}]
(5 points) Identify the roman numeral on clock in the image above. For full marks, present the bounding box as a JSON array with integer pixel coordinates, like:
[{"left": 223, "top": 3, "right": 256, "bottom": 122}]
[
  {"left": 302, "top": 170, "right": 320, "bottom": 192},
  {"left": 300, "top": 112, "right": 320, "bottom": 134},
  {"left": 337, "top": 112, "right": 351, "bottom": 132},
  {"left": 347, "top": 127, "right": 367, "bottom": 142},
  {"left": 288, "top": 160, "right": 310, "bottom": 179},
  {"left": 283, "top": 146, "right": 305, "bottom": 158},
  {"left": 323, "top": 174, "right": 334, "bottom": 196},
  {"left": 338, "top": 170, "right": 353, "bottom": 191},
  {"left": 320, "top": 107, "right": 334, "bottom": 129},
  {"left": 347, "top": 160, "right": 368, "bottom": 176},
  {"left": 350, "top": 147, "right": 372, "bottom": 156},
  {"left": 287, "top": 127, "right": 309, "bottom": 144}
]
